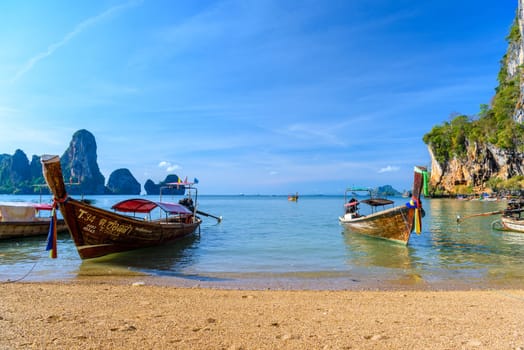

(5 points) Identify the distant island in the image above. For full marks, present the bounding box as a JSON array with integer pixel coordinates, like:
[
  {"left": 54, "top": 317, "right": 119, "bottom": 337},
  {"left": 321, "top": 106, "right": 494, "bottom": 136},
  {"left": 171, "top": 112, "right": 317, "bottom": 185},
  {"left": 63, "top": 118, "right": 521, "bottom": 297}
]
[
  {"left": 0, "top": 129, "right": 185, "bottom": 195},
  {"left": 376, "top": 185, "right": 402, "bottom": 197}
]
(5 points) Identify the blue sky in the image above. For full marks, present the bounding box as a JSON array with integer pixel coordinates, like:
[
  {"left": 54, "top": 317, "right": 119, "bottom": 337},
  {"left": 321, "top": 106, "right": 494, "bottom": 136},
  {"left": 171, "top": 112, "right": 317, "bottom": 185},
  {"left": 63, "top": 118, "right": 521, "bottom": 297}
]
[{"left": 0, "top": 0, "right": 517, "bottom": 195}]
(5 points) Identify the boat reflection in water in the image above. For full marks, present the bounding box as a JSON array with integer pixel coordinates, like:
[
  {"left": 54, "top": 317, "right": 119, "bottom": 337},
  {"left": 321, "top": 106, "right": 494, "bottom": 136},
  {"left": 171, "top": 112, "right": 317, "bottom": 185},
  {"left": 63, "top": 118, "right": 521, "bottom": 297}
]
[
  {"left": 77, "top": 234, "right": 202, "bottom": 279},
  {"left": 341, "top": 229, "right": 426, "bottom": 288}
]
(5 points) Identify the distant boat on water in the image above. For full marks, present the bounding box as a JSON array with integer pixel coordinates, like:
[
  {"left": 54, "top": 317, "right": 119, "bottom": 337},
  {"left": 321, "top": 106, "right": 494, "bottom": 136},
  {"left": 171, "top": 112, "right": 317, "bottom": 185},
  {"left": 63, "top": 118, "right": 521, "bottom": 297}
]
[
  {"left": 288, "top": 192, "right": 299, "bottom": 202},
  {"left": 339, "top": 166, "right": 428, "bottom": 244}
]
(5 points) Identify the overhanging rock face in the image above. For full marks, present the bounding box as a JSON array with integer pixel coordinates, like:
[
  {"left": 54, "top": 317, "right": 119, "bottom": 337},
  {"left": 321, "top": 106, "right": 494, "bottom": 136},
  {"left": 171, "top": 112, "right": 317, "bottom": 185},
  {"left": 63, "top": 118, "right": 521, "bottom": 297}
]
[{"left": 428, "top": 142, "right": 524, "bottom": 193}]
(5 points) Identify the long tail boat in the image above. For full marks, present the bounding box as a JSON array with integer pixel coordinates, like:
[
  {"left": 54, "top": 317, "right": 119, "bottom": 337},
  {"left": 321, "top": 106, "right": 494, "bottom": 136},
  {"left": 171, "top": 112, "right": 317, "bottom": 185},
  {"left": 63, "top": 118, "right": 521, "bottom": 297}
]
[
  {"left": 0, "top": 202, "right": 67, "bottom": 240},
  {"left": 288, "top": 192, "right": 299, "bottom": 202},
  {"left": 41, "top": 154, "right": 201, "bottom": 259},
  {"left": 339, "top": 166, "right": 428, "bottom": 244},
  {"left": 491, "top": 198, "right": 524, "bottom": 233}
]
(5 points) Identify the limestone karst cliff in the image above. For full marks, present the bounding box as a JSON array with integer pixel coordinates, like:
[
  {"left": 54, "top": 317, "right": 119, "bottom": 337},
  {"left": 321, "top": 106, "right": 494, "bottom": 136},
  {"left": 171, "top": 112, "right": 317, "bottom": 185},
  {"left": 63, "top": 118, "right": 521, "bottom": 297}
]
[
  {"left": 428, "top": 141, "right": 524, "bottom": 193},
  {"left": 424, "top": 1, "right": 524, "bottom": 194},
  {"left": 0, "top": 149, "right": 35, "bottom": 194},
  {"left": 0, "top": 129, "right": 184, "bottom": 195},
  {"left": 144, "top": 175, "right": 185, "bottom": 196},
  {"left": 60, "top": 129, "right": 106, "bottom": 195},
  {"left": 106, "top": 168, "right": 141, "bottom": 195}
]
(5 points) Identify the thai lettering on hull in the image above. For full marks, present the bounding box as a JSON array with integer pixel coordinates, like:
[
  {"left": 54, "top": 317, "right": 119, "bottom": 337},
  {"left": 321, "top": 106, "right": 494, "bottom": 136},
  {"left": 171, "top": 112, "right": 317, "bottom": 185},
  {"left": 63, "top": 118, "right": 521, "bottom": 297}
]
[{"left": 77, "top": 209, "right": 133, "bottom": 235}]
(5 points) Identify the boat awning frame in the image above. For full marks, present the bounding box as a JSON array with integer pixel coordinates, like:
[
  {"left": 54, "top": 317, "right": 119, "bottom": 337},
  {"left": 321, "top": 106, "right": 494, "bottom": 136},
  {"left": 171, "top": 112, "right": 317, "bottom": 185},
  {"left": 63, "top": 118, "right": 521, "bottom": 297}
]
[{"left": 111, "top": 198, "right": 192, "bottom": 215}]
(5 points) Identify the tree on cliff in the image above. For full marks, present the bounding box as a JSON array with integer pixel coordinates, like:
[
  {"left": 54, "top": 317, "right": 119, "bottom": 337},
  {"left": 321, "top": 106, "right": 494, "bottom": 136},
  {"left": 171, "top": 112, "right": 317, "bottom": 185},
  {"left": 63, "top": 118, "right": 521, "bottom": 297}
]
[{"left": 423, "top": 15, "right": 524, "bottom": 194}]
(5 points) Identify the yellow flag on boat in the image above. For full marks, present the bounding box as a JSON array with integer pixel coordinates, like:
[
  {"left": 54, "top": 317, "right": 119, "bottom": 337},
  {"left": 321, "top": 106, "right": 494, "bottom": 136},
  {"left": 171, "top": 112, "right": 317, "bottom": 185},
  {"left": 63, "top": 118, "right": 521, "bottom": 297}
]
[{"left": 414, "top": 208, "right": 422, "bottom": 234}]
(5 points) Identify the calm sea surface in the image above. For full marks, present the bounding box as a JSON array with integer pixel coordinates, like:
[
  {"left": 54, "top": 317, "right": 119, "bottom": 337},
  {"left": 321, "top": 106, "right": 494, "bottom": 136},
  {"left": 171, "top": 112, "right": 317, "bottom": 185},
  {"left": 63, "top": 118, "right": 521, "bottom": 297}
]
[{"left": 1, "top": 194, "right": 523, "bottom": 290}]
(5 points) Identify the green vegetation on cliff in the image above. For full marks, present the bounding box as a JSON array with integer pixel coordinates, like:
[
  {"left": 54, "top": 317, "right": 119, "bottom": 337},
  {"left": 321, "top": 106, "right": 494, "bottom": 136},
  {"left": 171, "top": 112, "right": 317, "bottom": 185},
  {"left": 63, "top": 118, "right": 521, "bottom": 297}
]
[{"left": 423, "top": 17, "right": 524, "bottom": 162}]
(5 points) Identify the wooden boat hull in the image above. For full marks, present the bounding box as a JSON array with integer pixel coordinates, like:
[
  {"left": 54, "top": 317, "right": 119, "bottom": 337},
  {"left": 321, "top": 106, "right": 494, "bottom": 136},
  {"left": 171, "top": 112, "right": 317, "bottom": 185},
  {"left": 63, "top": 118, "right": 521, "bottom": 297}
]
[
  {"left": 41, "top": 155, "right": 201, "bottom": 259},
  {"left": 499, "top": 216, "right": 524, "bottom": 233},
  {"left": 339, "top": 166, "right": 426, "bottom": 244},
  {"left": 0, "top": 219, "right": 67, "bottom": 240},
  {"left": 58, "top": 197, "right": 200, "bottom": 259},
  {"left": 339, "top": 205, "right": 415, "bottom": 244}
]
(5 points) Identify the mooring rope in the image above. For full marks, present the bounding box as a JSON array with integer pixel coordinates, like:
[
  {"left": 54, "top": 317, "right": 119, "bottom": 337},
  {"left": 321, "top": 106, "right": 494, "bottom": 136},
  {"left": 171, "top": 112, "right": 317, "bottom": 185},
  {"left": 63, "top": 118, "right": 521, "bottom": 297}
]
[
  {"left": 0, "top": 197, "right": 66, "bottom": 283},
  {"left": 0, "top": 255, "right": 41, "bottom": 284},
  {"left": 399, "top": 207, "right": 412, "bottom": 234}
]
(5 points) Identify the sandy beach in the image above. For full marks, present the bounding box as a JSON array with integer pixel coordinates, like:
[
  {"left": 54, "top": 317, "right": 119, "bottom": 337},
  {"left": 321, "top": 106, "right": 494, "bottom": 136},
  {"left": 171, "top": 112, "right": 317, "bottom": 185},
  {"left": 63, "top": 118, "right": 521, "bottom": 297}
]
[{"left": 2, "top": 280, "right": 524, "bottom": 349}]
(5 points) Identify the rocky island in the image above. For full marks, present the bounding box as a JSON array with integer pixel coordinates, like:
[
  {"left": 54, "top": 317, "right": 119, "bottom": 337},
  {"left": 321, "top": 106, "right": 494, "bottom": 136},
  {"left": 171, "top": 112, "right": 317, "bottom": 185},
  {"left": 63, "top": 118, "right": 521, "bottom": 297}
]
[
  {"left": 0, "top": 129, "right": 182, "bottom": 195},
  {"left": 423, "top": 5, "right": 524, "bottom": 196}
]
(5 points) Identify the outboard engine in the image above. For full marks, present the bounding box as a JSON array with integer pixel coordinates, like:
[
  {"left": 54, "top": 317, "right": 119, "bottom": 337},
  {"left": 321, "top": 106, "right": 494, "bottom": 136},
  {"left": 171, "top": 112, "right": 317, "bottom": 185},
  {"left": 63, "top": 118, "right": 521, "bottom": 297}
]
[{"left": 179, "top": 197, "right": 194, "bottom": 212}]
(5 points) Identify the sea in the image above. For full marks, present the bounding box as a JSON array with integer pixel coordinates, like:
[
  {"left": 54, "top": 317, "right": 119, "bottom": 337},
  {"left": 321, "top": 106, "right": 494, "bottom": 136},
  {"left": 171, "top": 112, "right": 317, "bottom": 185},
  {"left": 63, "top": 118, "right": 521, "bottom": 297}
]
[{"left": 1, "top": 194, "right": 524, "bottom": 290}]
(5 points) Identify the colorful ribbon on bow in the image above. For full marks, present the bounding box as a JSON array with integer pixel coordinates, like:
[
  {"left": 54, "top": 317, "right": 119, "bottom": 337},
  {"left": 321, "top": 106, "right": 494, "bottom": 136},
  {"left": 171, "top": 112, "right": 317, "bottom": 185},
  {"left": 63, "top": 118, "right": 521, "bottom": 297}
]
[
  {"left": 45, "top": 203, "right": 58, "bottom": 259},
  {"left": 406, "top": 198, "right": 422, "bottom": 235},
  {"left": 414, "top": 166, "right": 429, "bottom": 197}
]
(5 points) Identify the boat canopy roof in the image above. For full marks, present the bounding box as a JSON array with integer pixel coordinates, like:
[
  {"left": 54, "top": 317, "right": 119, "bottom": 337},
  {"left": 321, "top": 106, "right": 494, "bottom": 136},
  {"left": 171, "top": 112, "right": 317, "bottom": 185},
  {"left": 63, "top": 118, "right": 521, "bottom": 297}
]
[
  {"left": 360, "top": 198, "right": 394, "bottom": 207},
  {"left": 33, "top": 203, "right": 54, "bottom": 210},
  {"left": 0, "top": 201, "right": 52, "bottom": 209},
  {"left": 111, "top": 198, "right": 192, "bottom": 215}
]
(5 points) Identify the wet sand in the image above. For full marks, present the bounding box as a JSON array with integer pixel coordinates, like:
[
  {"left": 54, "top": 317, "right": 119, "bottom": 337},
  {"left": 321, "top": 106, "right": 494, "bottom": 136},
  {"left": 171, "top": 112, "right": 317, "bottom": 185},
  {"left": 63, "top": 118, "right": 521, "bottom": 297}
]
[{"left": 2, "top": 280, "right": 524, "bottom": 349}]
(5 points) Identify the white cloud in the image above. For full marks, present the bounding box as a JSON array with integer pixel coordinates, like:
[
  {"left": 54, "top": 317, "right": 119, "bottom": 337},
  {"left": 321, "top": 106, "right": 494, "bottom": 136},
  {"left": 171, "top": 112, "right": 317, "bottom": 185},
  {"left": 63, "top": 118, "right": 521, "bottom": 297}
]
[
  {"left": 167, "top": 165, "right": 180, "bottom": 172},
  {"left": 159, "top": 161, "right": 181, "bottom": 172},
  {"left": 378, "top": 165, "right": 400, "bottom": 173}
]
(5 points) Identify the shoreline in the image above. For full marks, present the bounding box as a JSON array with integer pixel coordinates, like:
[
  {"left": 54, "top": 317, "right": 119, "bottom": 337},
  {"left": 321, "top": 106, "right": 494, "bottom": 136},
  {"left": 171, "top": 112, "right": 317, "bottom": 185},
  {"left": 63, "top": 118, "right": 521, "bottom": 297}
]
[
  {"left": 7, "top": 272, "right": 524, "bottom": 292},
  {"left": 5, "top": 263, "right": 524, "bottom": 291},
  {"left": 0, "top": 277, "right": 524, "bottom": 350},
  {"left": 2, "top": 280, "right": 524, "bottom": 349}
]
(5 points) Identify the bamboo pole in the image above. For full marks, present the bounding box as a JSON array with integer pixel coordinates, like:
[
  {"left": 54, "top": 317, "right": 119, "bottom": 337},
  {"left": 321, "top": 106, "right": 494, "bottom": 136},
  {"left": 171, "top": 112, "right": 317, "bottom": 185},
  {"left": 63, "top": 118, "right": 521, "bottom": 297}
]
[{"left": 456, "top": 210, "right": 504, "bottom": 223}]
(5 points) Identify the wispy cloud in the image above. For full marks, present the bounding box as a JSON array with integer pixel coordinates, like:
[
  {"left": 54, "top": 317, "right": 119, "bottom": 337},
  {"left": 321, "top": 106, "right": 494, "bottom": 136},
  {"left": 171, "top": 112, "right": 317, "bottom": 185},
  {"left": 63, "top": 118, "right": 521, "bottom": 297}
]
[
  {"left": 159, "top": 161, "right": 181, "bottom": 172},
  {"left": 378, "top": 165, "right": 400, "bottom": 173},
  {"left": 285, "top": 122, "right": 346, "bottom": 147},
  {"left": 10, "top": 0, "right": 142, "bottom": 83}
]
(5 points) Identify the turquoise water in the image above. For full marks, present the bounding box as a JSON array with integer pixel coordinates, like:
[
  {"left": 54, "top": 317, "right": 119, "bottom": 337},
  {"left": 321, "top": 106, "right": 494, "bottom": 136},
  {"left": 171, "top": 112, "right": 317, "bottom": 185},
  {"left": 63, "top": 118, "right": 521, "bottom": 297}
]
[{"left": 1, "top": 194, "right": 524, "bottom": 290}]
